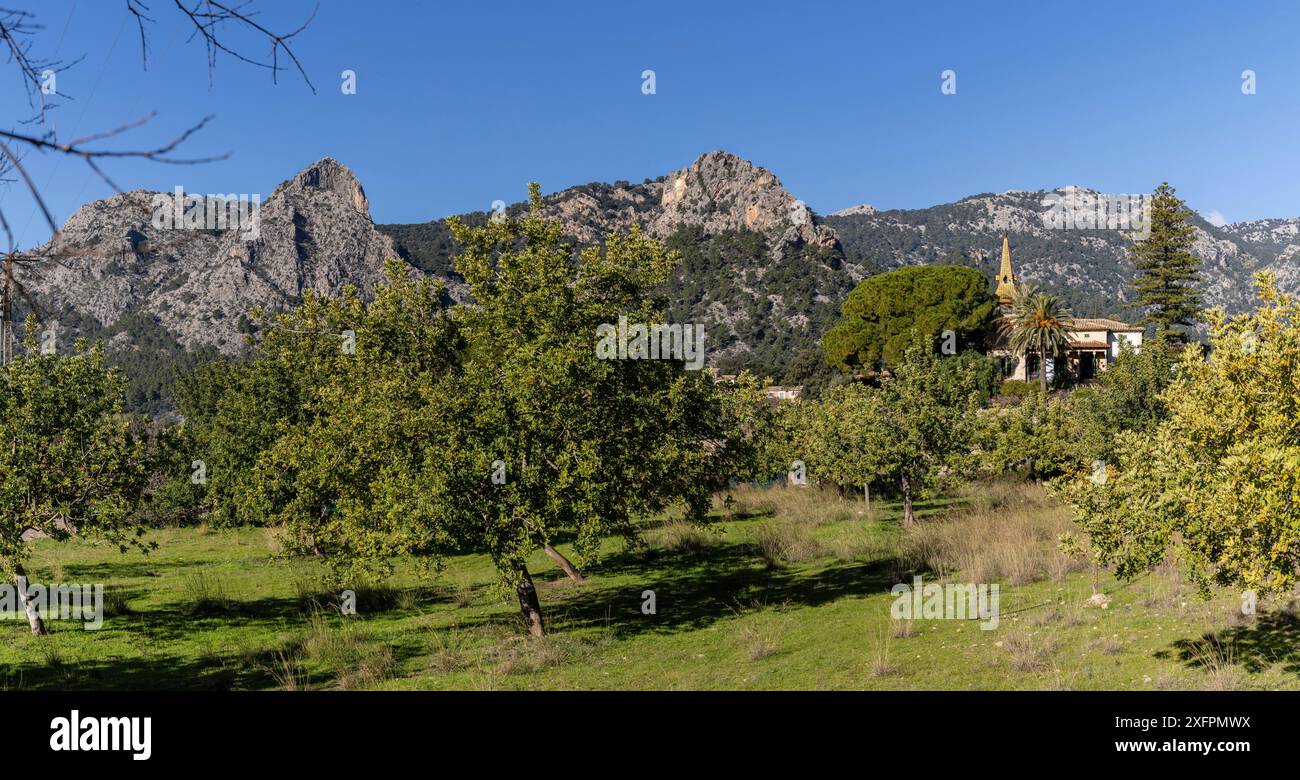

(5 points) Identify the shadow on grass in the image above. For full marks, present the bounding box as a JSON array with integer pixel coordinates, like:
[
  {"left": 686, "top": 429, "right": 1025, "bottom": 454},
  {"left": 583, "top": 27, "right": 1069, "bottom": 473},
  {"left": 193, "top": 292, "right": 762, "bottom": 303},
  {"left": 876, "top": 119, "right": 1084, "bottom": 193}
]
[
  {"left": 46, "top": 558, "right": 203, "bottom": 581},
  {"left": 487, "top": 539, "right": 899, "bottom": 640},
  {"left": 2, "top": 607, "right": 434, "bottom": 691},
  {"left": 2, "top": 648, "right": 283, "bottom": 691},
  {"left": 3, "top": 505, "right": 932, "bottom": 690},
  {"left": 112, "top": 581, "right": 453, "bottom": 643},
  {"left": 1159, "top": 607, "right": 1300, "bottom": 675}
]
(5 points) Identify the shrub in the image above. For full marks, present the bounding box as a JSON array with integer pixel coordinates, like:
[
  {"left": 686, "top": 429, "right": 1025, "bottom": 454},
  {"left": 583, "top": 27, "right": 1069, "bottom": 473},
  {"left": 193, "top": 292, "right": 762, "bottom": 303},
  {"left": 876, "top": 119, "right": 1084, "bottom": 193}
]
[
  {"left": 997, "top": 380, "right": 1034, "bottom": 398},
  {"left": 752, "top": 521, "right": 823, "bottom": 567},
  {"left": 650, "top": 520, "right": 715, "bottom": 552},
  {"left": 904, "top": 482, "right": 1083, "bottom": 585},
  {"left": 182, "top": 571, "right": 235, "bottom": 615},
  {"left": 1003, "top": 630, "right": 1057, "bottom": 672}
]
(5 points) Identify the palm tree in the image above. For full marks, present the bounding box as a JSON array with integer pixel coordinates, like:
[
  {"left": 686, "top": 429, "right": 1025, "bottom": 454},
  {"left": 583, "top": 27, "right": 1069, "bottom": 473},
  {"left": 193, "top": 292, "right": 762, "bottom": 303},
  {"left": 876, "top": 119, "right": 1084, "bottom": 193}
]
[{"left": 999, "top": 284, "right": 1074, "bottom": 392}]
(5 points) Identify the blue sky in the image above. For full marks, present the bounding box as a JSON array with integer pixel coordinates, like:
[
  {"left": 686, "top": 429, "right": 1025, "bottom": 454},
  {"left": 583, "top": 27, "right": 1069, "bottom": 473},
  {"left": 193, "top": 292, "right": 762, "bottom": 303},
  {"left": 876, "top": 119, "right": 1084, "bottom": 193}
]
[{"left": 3, "top": 0, "right": 1300, "bottom": 248}]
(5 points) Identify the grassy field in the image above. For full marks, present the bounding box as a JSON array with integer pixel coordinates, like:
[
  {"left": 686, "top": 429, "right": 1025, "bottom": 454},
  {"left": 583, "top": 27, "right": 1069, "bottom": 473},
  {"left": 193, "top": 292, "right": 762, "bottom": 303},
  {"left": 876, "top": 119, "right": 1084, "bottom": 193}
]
[{"left": 3, "top": 481, "right": 1298, "bottom": 691}]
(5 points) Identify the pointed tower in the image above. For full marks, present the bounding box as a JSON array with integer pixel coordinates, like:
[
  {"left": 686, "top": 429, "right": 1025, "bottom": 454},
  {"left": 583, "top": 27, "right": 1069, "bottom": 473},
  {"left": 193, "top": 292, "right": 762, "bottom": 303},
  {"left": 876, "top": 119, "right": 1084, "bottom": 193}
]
[{"left": 994, "top": 233, "right": 1017, "bottom": 306}]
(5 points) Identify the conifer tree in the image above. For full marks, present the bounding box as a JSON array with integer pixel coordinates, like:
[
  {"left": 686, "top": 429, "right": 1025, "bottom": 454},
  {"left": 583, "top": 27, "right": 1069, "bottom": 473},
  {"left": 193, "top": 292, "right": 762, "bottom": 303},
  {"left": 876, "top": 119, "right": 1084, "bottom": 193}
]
[{"left": 1128, "top": 183, "right": 1204, "bottom": 340}]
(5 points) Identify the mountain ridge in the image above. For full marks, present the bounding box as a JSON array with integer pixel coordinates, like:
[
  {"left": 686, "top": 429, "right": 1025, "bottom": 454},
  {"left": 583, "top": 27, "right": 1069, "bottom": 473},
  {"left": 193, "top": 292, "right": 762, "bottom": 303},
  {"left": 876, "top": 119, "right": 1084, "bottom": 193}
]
[{"left": 15, "top": 150, "right": 1300, "bottom": 410}]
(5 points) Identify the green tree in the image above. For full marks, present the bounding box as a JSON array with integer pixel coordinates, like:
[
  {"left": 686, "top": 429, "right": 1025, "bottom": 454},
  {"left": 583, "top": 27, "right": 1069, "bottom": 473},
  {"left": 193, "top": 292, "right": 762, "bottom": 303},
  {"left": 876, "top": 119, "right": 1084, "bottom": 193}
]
[
  {"left": 1128, "top": 183, "right": 1204, "bottom": 341},
  {"left": 0, "top": 324, "right": 152, "bottom": 634},
  {"left": 822, "top": 265, "right": 996, "bottom": 372},
  {"left": 429, "top": 187, "right": 763, "bottom": 634},
  {"left": 174, "top": 277, "right": 375, "bottom": 526},
  {"left": 802, "top": 338, "right": 983, "bottom": 525},
  {"left": 243, "top": 261, "right": 465, "bottom": 565},
  {"left": 801, "top": 383, "right": 891, "bottom": 509},
  {"left": 1058, "top": 274, "right": 1300, "bottom": 595},
  {"left": 976, "top": 389, "right": 1078, "bottom": 481},
  {"left": 251, "top": 189, "right": 764, "bottom": 636},
  {"left": 880, "top": 340, "right": 984, "bottom": 525},
  {"left": 1070, "top": 337, "right": 1178, "bottom": 462},
  {"left": 999, "top": 284, "right": 1073, "bottom": 392}
]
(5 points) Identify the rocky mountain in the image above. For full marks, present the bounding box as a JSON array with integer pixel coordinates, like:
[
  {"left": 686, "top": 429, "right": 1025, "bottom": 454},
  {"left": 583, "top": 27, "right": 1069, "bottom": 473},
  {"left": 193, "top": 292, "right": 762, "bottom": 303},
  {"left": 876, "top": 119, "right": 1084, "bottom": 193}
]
[
  {"left": 1219, "top": 217, "right": 1300, "bottom": 293},
  {"left": 382, "top": 155, "right": 1296, "bottom": 376},
  {"left": 15, "top": 150, "right": 1300, "bottom": 412},
  {"left": 824, "top": 186, "right": 1273, "bottom": 319},
  {"left": 381, "top": 150, "right": 851, "bottom": 373},
  {"left": 28, "top": 157, "right": 403, "bottom": 356},
  {"left": 18, "top": 158, "right": 412, "bottom": 412}
]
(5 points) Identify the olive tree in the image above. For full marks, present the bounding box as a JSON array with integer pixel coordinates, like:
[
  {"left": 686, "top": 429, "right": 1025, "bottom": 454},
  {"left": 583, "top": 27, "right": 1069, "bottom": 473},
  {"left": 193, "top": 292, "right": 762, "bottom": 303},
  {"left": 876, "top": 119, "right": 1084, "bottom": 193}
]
[{"left": 0, "top": 326, "right": 151, "bottom": 634}]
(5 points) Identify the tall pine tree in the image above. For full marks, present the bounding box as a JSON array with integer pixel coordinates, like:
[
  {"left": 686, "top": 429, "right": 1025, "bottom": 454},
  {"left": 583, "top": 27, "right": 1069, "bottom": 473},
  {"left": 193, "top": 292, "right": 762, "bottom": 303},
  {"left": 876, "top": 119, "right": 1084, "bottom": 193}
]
[{"left": 1128, "top": 183, "right": 1204, "bottom": 341}]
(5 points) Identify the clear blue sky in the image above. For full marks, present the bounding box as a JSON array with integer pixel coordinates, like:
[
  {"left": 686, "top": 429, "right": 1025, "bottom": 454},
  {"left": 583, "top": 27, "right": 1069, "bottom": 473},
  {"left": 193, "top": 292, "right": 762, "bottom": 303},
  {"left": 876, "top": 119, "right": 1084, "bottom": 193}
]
[{"left": 4, "top": 0, "right": 1299, "bottom": 248}]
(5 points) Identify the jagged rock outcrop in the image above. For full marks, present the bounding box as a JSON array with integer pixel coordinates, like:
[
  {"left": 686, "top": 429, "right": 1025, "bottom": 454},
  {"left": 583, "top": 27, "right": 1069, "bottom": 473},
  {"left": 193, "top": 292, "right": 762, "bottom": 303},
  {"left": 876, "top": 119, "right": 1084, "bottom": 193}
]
[
  {"left": 826, "top": 185, "right": 1276, "bottom": 318},
  {"left": 650, "top": 151, "right": 841, "bottom": 260},
  {"left": 22, "top": 150, "right": 1300, "bottom": 407},
  {"left": 529, "top": 150, "right": 841, "bottom": 263},
  {"left": 26, "top": 158, "right": 407, "bottom": 355}
]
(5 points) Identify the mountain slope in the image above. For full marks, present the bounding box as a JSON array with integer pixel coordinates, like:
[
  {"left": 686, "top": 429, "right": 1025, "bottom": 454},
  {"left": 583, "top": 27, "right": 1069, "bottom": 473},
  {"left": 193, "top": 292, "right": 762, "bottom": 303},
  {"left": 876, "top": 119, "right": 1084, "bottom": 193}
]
[
  {"left": 16, "top": 150, "right": 1300, "bottom": 412},
  {"left": 824, "top": 186, "right": 1272, "bottom": 319},
  {"left": 26, "top": 157, "right": 406, "bottom": 358},
  {"left": 381, "top": 150, "right": 853, "bottom": 373}
]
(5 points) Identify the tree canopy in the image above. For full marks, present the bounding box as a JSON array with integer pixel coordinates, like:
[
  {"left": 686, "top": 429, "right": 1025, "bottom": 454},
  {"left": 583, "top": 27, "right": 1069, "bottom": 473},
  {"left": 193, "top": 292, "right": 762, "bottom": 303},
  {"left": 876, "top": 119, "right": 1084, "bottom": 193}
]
[
  {"left": 0, "top": 324, "right": 152, "bottom": 634},
  {"left": 180, "top": 186, "right": 767, "bottom": 636},
  {"left": 1128, "top": 182, "right": 1204, "bottom": 340},
  {"left": 1059, "top": 274, "right": 1300, "bottom": 595},
  {"left": 821, "top": 265, "right": 996, "bottom": 372}
]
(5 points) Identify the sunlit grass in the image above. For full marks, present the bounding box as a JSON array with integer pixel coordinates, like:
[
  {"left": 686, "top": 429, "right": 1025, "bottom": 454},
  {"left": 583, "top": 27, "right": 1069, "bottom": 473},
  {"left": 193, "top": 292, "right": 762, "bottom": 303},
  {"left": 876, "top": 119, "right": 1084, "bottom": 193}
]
[{"left": 2, "top": 483, "right": 1296, "bottom": 691}]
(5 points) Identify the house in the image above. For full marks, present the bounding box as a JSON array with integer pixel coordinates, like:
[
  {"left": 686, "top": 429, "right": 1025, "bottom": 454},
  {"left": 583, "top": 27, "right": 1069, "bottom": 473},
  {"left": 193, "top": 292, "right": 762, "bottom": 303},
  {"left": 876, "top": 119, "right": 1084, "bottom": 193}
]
[
  {"left": 989, "top": 236, "right": 1143, "bottom": 383},
  {"left": 764, "top": 385, "right": 803, "bottom": 402},
  {"left": 704, "top": 368, "right": 738, "bottom": 384}
]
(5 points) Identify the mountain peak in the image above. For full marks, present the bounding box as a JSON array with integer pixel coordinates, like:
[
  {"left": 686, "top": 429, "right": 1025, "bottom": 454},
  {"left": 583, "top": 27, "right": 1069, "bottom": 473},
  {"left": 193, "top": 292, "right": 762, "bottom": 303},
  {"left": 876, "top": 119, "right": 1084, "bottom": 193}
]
[
  {"left": 26, "top": 156, "right": 403, "bottom": 358},
  {"left": 655, "top": 151, "right": 832, "bottom": 248},
  {"left": 275, "top": 157, "right": 371, "bottom": 216}
]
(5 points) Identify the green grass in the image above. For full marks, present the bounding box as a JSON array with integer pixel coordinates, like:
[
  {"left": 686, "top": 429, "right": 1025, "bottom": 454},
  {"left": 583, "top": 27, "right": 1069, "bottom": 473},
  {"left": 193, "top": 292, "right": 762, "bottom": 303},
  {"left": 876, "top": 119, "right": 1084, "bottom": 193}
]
[{"left": 3, "top": 483, "right": 1298, "bottom": 691}]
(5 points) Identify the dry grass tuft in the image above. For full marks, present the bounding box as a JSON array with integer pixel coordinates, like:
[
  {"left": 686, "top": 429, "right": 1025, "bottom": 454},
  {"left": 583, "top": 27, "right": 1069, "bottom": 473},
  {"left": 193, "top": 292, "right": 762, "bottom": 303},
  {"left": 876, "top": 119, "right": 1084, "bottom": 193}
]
[
  {"left": 1187, "top": 637, "right": 1245, "bottom": 691},
  {"left": 649, "top": 520, "right": 716, "bottom": 553},
  {"left": 429, "top": 627, "right": 475, "bottom": 673},
  {"left": 868, "top": 633, "right": 897, "bottom": 677},
  {"left": 891, "top": 618, "right": 917, "bottom": 638},
  {"left": 482, "top": 632, "right": 602, "bottom": 676},
  {"left": 722, "top": 484, "right": 861, "bottom": 525},
  {"left": 752, "top": 521, "right": 823, "bottom": 567},
  {"left": 299, "top": 611, "right": 398, "bottom": 689},
  {"left": 269, "top": 649, "right": 304, "bottom": 691},
  {"left": 904, "top": 482, "right": 1083, "bottom": 586},
  {"left": 739, "top": 623, "right": 781, "bottom": 661},
  {"left": 1089, "top": 635, "right": 1125, "bottom": 656},
  {"left": 182, "top": 571, "right": 235, "bottom": 615},
  {"left": 1002, "top": 629, "right": 1058, "bottom": 672}
]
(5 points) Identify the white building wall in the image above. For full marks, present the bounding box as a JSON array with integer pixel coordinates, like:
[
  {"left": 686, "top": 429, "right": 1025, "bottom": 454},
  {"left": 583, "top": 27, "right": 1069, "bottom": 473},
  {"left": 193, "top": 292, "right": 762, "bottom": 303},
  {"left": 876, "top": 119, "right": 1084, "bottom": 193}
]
[{"left": 1109, "top": 331, "right": 1143, "bottom": 361}]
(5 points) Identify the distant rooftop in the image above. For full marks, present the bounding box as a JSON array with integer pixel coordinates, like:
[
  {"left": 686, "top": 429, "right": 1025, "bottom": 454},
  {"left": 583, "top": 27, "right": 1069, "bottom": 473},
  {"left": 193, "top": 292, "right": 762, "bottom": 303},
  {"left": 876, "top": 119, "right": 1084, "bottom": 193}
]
[{"left": 1069, "top": 318, "right": 1141, "bottom": 332}]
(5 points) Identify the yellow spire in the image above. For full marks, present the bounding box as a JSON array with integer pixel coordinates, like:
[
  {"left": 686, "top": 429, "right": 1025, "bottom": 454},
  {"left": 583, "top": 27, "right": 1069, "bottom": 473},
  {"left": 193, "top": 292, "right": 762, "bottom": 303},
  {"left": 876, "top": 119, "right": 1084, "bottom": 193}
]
[{"left": 995, "top": 233, "right": 1017, "bottom": 304}]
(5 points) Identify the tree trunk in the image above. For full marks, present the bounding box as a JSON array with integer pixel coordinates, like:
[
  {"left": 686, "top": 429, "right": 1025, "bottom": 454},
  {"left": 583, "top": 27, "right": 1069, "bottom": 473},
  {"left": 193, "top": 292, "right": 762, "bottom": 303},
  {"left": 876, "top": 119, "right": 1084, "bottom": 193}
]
[
  {"left": 14, "top": 565, "right": 45, "bottom": 636},
  {"left": 1040, "top": 347, "right": 1048, "bottom": 392},
  {"left": 863, "top": 483, "right": 870, "bottom": 512},
  {"left": 901, "top": 476, "right": 915, "bottom": 528},
  {"left": 515, "top": 564, "right": 545, "bottom": 637},
  {"left": 542, "top": 543, "right": 587, "bottom": 584}
]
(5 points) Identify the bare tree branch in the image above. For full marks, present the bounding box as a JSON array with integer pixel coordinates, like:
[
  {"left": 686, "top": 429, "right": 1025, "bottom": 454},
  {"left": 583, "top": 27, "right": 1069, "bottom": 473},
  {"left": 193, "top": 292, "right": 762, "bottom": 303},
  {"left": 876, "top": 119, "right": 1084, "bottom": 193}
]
[
  {"left": 1, "top": 1, "right": 317, "bottom": 362},
  {"left": 168, "top": 0, "right": 318, "bottom": 93}
]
